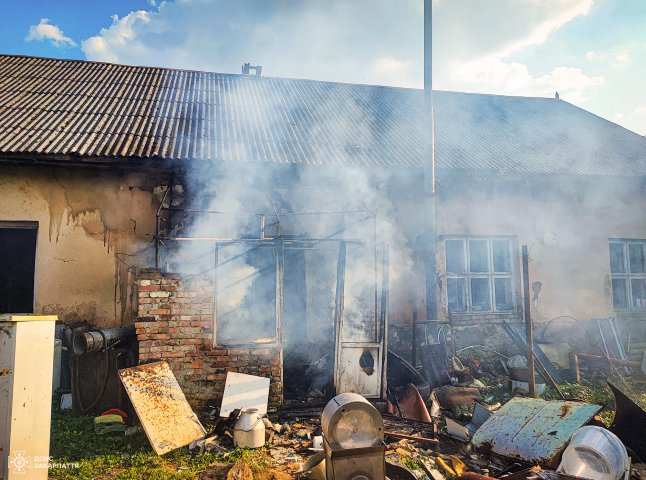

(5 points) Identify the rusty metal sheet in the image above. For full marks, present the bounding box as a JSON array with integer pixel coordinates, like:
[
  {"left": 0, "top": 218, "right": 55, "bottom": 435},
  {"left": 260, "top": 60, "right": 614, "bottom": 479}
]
[
  {"left": 608, "top": 382, "right": 646, "bottom": 460},
  {"left": 118, "top": 361, "right": 205, "bottom": 455},
  {"left": 471, "top": 397, "right": 601, "bottom": 468}
]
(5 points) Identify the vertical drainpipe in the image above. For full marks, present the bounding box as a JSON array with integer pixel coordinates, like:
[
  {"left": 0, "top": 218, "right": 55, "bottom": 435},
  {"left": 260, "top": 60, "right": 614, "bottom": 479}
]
[{"left": 424, "top": 0, "right": 438, "bottom": 321}]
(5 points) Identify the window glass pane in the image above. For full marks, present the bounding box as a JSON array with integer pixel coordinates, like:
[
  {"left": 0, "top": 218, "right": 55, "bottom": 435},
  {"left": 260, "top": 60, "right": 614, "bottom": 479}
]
[
  {"left": 470, "top": 278, "right": 491, "bottom": 311},
  {"left": 609, "top": 243, "right": 625, "bottom": 274},
  {"left": 631, "top": 279, "right": 646, "bottom": 309},
  {"left": 612, "top": 278, "right": 628, "bottom": 309},
  {"left": 283, "top": 244, "right": 337, "bottom": 345},
  {"left": 492, "top": 240, "right": 512, "bottom": 273},
  {"left": 447, "top": 278, "right": 466, "bottom": 312},
  {"left": 494, "top": 277, "right": 513, "bottom": 311},
  {"left": 629, "top": 243, "right": 646, "bottom": 274},
  {"left": 344, "top": 243, "right": 377, "bottom": 343},
  {"left": 469, "top": 240, "right": 489, "bottom": 273},
  {"left": 216, "top": 243, "right": 277, "bottom": 345},
  {"left": 445, "top": 240, "right": 465, "bottom": 274}
]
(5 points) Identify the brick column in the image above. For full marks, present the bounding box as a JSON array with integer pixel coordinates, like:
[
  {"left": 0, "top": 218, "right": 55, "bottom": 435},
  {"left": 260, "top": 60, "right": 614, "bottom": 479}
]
[{"left": 135, "top": 269, "right": 282, "bottom": 408}]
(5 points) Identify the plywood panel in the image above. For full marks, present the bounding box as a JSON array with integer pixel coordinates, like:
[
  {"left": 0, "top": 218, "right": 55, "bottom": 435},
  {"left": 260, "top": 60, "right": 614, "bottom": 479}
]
[{"left": 119, "top": 361, "right": 205, "bottom": 455}]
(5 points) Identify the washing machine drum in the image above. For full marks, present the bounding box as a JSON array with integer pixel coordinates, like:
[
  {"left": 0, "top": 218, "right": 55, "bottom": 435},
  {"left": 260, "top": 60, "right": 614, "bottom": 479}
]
[{"left": 321, "top": 392, "right": 384, "bottom": 450}]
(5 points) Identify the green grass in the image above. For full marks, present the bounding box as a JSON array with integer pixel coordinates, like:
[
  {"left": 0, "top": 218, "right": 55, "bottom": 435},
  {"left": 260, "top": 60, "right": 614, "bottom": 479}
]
[
  {"left": 400, "top": 455, "right": 423, "bottom": 472},
  {"left": 48, "top": 379, "right": 646, "bottom": 478},
  {"left": 48, "top": 411, "right": 268, "bottom": 479},
  {"left": 540, "top": 378, "right": 646, "bottom": 425}
]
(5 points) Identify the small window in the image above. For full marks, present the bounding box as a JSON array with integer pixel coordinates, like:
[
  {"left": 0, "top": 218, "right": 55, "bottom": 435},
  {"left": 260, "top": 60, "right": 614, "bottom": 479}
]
[
  {"left": 494, "top": 277, "right": 514, "bottom": 310},
  {"left": 629, "top": 243, "right": 646, "bottom": 274},
  {"left": 610, "top": 243, "right": 626, "bottom": 274},
  {"left": 492, "top": 240, "right": 512, "bottom": 273},
  {"left": 611, "top": 278, "right": 628, "bottom": 309},
  {"left": 444, "top": 236, "right": 516, "bottom": 314},
  {"left": 215, "top": 242, "right": 277, "bottom": 345},
  {"left": 0, "top": 223, "right": 38, "bottom": 314},
  {"left": 447, "top": 278, "right": 466, "bottom": 312},
  {"left": 445, "top": 240, "right": 466, "bottom": 274},
  {"left": 470, "top": 277, "right": 491, "bottom": 311},
  {"left": 610, "top": 240, "right": 646, "bottom": 311},
  {"left": 468, "top": 240, "right": 489, "bottom": 273}
]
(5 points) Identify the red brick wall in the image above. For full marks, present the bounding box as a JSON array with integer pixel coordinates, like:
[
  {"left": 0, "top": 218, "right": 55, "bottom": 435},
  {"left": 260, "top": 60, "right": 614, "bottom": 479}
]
[{"left": 135, "top": 268, "right": 282, "bottom": 408}]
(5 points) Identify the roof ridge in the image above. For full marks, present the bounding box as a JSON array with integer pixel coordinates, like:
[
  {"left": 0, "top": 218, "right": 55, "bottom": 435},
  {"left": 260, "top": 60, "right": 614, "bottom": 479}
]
[
  {"left": 0, "top": 53, "right": 421, "bottom": 92},
  {"left": 0, "top": 54, "right": 560, "bottom": 100}
]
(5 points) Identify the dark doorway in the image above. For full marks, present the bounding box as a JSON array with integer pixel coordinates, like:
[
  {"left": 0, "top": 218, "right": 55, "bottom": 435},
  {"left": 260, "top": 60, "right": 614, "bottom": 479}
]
[
  {"left": 282, "top": 241, "right": 339, "bottom": 402},
  {"left": 0, "top": 223, "right": 37, "bottom": 313}
]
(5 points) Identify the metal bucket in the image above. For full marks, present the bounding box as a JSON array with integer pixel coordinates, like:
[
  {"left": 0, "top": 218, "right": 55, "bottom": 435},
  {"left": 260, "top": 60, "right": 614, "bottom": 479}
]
[
  {"left": 233, "top": 408, "right": 265, "bottom": 448},
  {"left": 558, "top": 426, "right": 629, "bottom": 480},
  {"left": 301, "top": 451, "right": 326, "bottom": 480}
]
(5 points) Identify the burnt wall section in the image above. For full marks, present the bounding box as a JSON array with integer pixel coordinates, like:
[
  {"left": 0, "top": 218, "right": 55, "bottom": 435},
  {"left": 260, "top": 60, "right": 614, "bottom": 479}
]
[
  {"left": 135, "top": 269, "right": 282, "bottom": 408},
  {"left": 0, "top": 165, "right": 162, "bottom": 326}
]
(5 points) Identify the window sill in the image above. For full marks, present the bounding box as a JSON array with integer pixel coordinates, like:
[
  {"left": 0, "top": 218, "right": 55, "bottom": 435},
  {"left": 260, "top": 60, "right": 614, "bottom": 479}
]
[
  {"left": 449, "top": 311, "right": 522, "bottom": 326},
  {"left": 214, "top": 340, "right": 279, "bottom": 349},
  {"left": 615, "top": 310, "right": 646, "bottom": 322}
]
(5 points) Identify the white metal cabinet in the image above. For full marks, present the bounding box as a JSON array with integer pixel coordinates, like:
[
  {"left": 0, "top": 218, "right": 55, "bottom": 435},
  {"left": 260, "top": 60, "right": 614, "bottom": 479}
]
[{"left": 0, "top": 315, "right": 57, "bottom": 480}]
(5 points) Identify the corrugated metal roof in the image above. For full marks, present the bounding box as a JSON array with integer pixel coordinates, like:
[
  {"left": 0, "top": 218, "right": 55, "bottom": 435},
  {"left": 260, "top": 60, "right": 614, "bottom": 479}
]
[{"left": 1, "top": 54, "right": 645, "bottom": 176}]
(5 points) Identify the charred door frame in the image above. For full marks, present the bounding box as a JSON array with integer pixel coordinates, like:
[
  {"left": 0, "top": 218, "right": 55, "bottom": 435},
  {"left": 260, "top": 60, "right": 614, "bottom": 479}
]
[
  {"left": 157, "top": 205, "right": 387, "bottom": 399},
  {"left": 211, "top": 237, "right": 386, "bottom": 400},
  {"left": 333, "top": 241, "right": 347, "bottom": 390},
  {"left": 332, "top": 241, "right": 387, "bottom": 399}
]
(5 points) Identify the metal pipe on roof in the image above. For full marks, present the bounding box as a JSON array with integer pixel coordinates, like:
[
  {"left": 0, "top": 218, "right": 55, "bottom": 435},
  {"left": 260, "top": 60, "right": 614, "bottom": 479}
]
[
  {"left": 424, "top": 0, "right": 438, "bottom": 320},
  {"left": 522, "top": 245, "right": 537, "bottom": 398}
]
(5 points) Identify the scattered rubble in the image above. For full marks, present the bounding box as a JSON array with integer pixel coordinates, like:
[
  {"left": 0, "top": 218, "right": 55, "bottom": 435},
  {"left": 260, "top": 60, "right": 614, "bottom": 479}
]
[{"left": 85, "top": 352, "right": 646, "bottom": 480}]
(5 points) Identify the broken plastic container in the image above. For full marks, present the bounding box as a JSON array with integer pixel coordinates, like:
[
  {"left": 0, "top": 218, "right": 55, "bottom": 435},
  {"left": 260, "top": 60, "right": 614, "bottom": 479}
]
[{"left": 558, "top": 426, "right": 629, "bottom": 480}]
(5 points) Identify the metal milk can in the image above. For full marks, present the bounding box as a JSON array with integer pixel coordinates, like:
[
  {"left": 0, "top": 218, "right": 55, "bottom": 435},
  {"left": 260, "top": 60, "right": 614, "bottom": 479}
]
[{"left": 233, "top": 408, "right": 265, "bottom": 448}]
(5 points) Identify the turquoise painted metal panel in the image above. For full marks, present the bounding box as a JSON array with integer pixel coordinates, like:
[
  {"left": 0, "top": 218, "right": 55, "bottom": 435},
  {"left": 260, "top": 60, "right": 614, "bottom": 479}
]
[{"left": 471, "top": 397, "right": 601, "bottom": 468}]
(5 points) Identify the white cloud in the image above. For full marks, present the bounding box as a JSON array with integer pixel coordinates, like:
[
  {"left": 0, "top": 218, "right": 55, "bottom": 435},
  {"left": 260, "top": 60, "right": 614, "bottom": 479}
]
[
  {"left": 614, "top": 107, "right": 646, "bottom": 135},
  {"left": 82, "top": 12, "right": 150, "bottom": 63},
  {"left": 77, "top": 0, "right": 603, "bottom": 104},
  {"left": 448, "top": 57, "right": 603, "bottom": 103},
  {"left": 431, "top": 0, "right": 593, "bottom": 63},
  {"left": 535, "top": 66, "right": 604, "bottom": 103},
  {"left": 26, "top": 18, "right": 77, "bottom": 48},
  {"left": 585, "top": 49, "right": 631, "bottom": 67},
  {"left": 79, "top": 0, "right": 424, "bottom": 86},
  {"left": 451, "top": 58, "right": 534, "bottom": 94},
  {"left": 369, "top": 57, "right": 416, "bottom": 86},
  {"left": 494, "top": 0, "right": 593, "bottom": 57},
  {"left": 433, "top": 0, "right": 599, "bottom": 103},
  {"left": 613, "top": 52, "right": 630, "bottom": 65}
]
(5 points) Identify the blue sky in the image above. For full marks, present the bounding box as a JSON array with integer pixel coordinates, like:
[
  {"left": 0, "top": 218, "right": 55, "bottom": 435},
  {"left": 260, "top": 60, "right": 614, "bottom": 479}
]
[
  {"left": 0, "top": 1, "right": 148, "bottom": 58},
  {"left": 2, "top": 0, "right": 645, "bottom": 134}
]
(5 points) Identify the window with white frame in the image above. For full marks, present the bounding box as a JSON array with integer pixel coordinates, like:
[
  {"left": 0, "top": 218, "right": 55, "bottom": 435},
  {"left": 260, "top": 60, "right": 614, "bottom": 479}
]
[
  {"left": 445, "top": 237, "right": 516, "bottom": 313},
  {"left": 609, "top": 240, "right": 646, "bottom": 310}
]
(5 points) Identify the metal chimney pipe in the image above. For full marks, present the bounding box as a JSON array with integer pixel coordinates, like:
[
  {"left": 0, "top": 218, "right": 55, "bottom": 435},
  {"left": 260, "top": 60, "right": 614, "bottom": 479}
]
[{"left": 424, "top": 0, "right": 437, "bottom": 320}]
